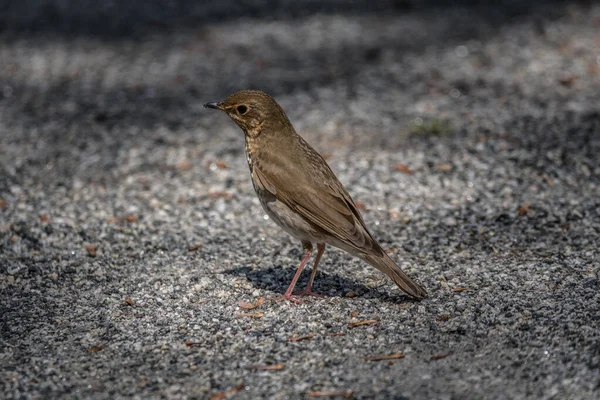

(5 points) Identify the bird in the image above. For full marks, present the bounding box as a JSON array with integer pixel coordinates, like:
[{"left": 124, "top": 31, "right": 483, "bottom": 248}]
[{"left": 204, "top": 90, "right": 427, "bottom": 303}]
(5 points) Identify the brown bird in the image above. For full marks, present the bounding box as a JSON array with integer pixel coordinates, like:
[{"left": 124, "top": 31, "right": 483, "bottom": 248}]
[{"left": 204, "top": 90, "right": 427, "bottom": 303}]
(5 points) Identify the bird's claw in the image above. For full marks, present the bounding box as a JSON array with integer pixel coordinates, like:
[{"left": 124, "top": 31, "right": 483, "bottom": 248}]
[
  {"left": 265, "top": 294, "right": 303, "bottom": 304},
  {"left": 294, "top": 290, "right": 324, "bottom": 297}
]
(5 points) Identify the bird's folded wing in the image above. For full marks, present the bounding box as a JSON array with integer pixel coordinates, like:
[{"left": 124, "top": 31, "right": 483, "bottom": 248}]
[{"left": 253, "top": 164, "right": 380, "bottom": 255}]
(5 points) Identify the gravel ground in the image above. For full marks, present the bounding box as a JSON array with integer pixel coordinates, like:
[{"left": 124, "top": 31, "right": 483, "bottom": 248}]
[{"left": 1, "top": 1, "right": 599, "bottom": 399}]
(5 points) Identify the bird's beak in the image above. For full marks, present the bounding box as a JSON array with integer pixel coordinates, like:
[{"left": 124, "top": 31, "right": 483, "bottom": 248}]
[{"left": 203, "top": 102, "right": 223, "bottom": 110}]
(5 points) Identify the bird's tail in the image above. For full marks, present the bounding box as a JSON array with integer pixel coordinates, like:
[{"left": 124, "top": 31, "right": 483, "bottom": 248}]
[{"left": 362, "top": 252, "right": 428, "bottom": 300}]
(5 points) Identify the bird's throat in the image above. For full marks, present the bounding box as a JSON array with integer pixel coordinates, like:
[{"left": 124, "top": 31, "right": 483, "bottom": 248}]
[{"left": 242, "top": 120, "right": 264, "bottom": 139}]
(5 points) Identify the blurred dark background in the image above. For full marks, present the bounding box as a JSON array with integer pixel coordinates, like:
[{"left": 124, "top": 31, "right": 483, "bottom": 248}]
[
  {"left": 0, "top": 1, "right": 588, "bottom": 38},
  {"left": 1, "top": 0, "right": 598, "bottom": 187}
]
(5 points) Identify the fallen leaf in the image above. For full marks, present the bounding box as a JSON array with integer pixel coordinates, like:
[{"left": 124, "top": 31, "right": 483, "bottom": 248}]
[
  {"left": 558, "top": 73, "right": 576, "bottom": 87},
  {"left": 88, "top": 345, "right": 104, "bottom": 353},
  {"left": 0, "top": 200, "right": 7, "bottom": 210},
  {"left": 452, "top": 287, "right": 470, "bottom": 293},
  {"left": 435, "top": 163, "right": 453, "bottom": 172},
  {"left": 517, "top": 202, "right": 532, "bottom": 216},
  {"left": 354, "top": 201, "right": 368, "bottom": 210},
  {"left": 394, "top": 163, "right": 414, "bottom": 174},
  {"left": 210, "top": 384, "right": 245, "bottom": 400},
  {"left": 350, "top": 311, "right": 359, "bottom": 318},
  {"left": 288, "top": 334, "right": 315, "bottom": 342},
  {"left": 430, "top": 352, "right": 453, "bottom": 360},
  {"left": 345, "top": 291, "right": 357, "bottom": 298},
  {"left": 238, "top": 298, "right": 265, "bottom": 310},
  {"left": 108, "top": 216, "right": 138, "bottom": 223},
  {"left": 85, "top": 244, "right": 97, "bottom": 257},
  {"left": 238, "top": 301, "right": 255, "bottom": 309},
  {"left": 349, "top": 319, "right": 377, "bottom": 328},
  {"left": 365, "top": 353, "right": 405, "bottom": 361},
  {"left": 176, "top": 160, "right": 193, "bottom": 171},
  {"left": 306, "top": 390, "right": 353, "bottom": 398},
  {"left": 246, "top": 364, "right": 285, "bottom": 371},
  {"left": 187, "top": 244, "right": 202, "bottom": 252},
  {"left": 40, "top": 214, "right": 49, "bottom": 223},
  {"left": 185, "top": 341, "right": 202, "bottom": 347},
  {"left": 208, "top": 191, "right": 232, "bottom": 199},
  {"left": 208, "top": 160, "right": 229, "bottom": 169},
  {"left": 237, "top": 312, "right": 264, "bottom": 318},
  {"left": 124, "top": 297, "right": 135, "bottom": 306},
  {"left": 436, "top": 314, "right": 451, "bottom": 321}
]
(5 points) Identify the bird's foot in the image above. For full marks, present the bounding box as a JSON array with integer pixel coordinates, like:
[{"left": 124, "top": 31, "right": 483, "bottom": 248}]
[
  {"left": 294, "top": 289, "right": 324, "bottom": 298},
  {"left": 265, "top": 294, "right": 303, "bottom": 304}
]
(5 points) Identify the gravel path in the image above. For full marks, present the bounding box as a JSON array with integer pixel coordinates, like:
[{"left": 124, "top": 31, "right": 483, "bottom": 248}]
[{"left": 1, "top": 1, "right": 599, "bottom": 399}]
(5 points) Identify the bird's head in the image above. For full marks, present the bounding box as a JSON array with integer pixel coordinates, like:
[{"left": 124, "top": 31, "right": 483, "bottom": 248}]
[{"left": 204, "top": 90, "right": 293, "bottom": 138}]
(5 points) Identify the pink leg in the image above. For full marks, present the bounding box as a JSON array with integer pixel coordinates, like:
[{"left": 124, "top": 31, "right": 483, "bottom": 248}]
[
  {"left": 268, "top": 242, "right": 313, "bottom": 304},
  {"left": 296, "top": 243, "right": 325, "bottom": 297}
]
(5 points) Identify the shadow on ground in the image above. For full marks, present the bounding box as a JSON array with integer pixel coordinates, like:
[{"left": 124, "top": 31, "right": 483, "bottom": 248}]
[{"left": 223, "top": 264, "right": 408, "bottom": 301}]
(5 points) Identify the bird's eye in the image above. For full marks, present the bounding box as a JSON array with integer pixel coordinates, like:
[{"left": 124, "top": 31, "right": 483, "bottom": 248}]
[{"left": 237, "top": 105, "right": 248, "bottom": 115}]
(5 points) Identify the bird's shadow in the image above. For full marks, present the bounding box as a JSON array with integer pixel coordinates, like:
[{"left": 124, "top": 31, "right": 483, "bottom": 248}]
[{"left": 223, "top": 264, "right": 415, "bottom": 303}]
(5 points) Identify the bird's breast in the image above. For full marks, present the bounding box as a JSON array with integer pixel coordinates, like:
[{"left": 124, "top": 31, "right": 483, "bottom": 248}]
[{"left": 244, "top": 140, "right": 254, "bottom": 169}]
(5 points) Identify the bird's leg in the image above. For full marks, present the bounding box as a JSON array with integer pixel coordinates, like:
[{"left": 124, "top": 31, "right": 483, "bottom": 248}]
[
  {"left": 296, "top": 243, "right": 325, "bottom": 297},
  {"left": 269, "top": 242, "right": 312, "bottom": 304}
]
